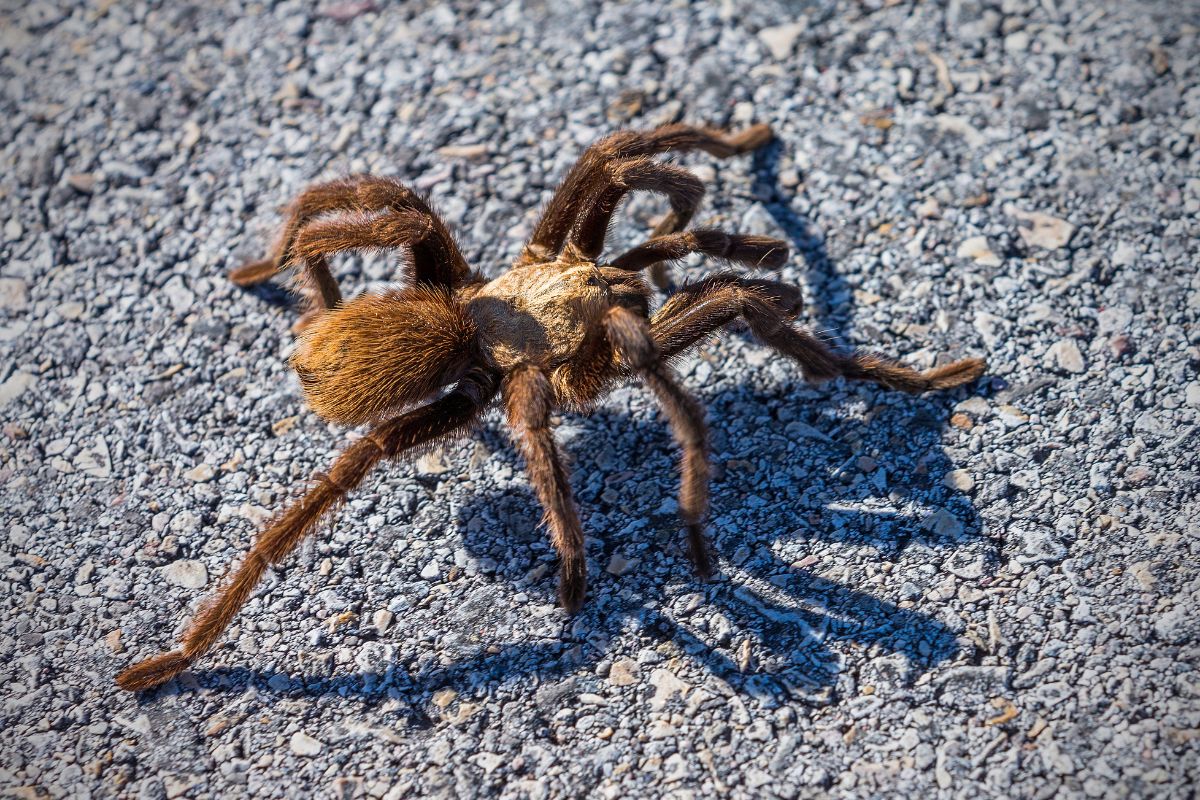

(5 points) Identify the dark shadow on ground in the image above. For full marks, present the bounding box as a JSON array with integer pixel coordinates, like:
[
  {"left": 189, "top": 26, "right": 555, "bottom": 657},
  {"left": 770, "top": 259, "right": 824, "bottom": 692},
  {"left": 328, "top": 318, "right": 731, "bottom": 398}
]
[
  {"left": 752, "top": 137, "right": 855, "bottom": 343},
  {"left": 156, "top": 376, "right": 986, "bottom": 709}
]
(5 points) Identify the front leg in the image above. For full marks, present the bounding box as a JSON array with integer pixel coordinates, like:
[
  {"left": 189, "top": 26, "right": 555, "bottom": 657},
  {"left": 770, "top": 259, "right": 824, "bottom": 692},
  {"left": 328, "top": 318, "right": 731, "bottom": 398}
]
[{"left": 503, "top": 365, "right": 588, "bottom": 611}]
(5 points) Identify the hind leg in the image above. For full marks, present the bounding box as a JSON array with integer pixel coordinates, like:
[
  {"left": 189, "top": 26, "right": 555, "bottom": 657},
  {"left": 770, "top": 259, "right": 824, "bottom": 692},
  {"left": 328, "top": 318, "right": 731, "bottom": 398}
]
[{"left": 652, "top": 274, "right": 986, "bottom": 392}]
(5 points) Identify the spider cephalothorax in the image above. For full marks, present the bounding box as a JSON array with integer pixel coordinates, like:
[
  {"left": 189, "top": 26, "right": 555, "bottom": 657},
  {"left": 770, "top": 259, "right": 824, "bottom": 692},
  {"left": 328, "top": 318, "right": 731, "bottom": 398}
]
[{"left": 117, "top": 123, "right": 985, "bottom": 691}]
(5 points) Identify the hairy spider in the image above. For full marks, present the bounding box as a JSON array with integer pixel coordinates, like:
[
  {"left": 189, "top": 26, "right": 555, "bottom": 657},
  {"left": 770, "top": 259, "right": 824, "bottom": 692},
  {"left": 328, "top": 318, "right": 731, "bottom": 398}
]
[{"left": 117, "top": 123, "right": 985, "bottom": 691}]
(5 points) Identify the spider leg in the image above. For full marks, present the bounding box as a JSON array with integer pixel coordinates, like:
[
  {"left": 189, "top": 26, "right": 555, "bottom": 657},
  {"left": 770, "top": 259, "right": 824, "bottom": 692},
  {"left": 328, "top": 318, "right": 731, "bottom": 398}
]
[
  {"left": 563, "top": 158, "right": 704, "bottom": 264},
  {"left": 604, "top": 307, "right": 714, "bottom": 576},
  {"left": 230, "top": 177, "right": 362, "bottom": 287},
  {"left": 503, "top": 364, "right": 588, "bottom": 612},
  {"left": 522, "top": 123, "right": 772, "bottom": 268},
  {"left": 612, "top": 228, "right": 789, "bottom": 275},
  {"left": 115, "top": 367, "right": 499, "bottom": 692},
  {"left": 651, "top": 273, "right": 987, "bottom": 392},
  {"left": 230, "top": 176, "right": 474, "bottom": 328}
]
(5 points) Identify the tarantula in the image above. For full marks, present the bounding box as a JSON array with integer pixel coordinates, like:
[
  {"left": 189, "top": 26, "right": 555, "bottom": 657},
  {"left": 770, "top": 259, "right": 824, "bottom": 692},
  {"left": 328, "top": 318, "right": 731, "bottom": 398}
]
[{"left": 117, "top": 123, "right": 985, "bottom": 691}]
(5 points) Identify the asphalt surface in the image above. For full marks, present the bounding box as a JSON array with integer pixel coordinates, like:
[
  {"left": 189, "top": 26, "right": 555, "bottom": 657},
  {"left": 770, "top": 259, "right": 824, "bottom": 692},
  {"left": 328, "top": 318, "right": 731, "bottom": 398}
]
[{"left": 2, "top": 1, "right": 1198, "bottom": 797}]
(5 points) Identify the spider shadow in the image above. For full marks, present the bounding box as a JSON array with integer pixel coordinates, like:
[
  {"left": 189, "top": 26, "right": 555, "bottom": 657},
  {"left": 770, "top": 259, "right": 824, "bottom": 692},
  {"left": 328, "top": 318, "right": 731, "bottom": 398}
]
[
  {"left": 158, "top": 374, "right": 988, "bottom": 709},
  {"left": 751, "top": 137, "right": 854, "bottom": 343},
  {"left": 433, "top": 381, "right": 987, "bottom": 699}
]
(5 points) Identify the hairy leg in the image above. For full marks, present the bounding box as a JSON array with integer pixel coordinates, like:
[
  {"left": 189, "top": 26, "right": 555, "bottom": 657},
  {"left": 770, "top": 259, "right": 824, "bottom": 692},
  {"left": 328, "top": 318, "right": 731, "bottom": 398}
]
[
  {"left": 116, "top": 367, "right": 499, "bottom": 692},
  {"left": 564, "top": 158, "right": 705, "bottom": 263},
  {"left": 503, "top": 365, "right": 588, "bottom": 611},
  {"left": 652, "top": 274, "right": 987, "bottom": 392},
  {"left": 230, "top": 176, "right": 473, "bottom": 326},
  {"left": 604, "top": 307, "right": 714, "bottom": 575},
  {"left": 522, "top": 123, "right": 773, "bottom": 265},
  {"left": 612, "top": 228, "right": 790, "bottom": 276}
]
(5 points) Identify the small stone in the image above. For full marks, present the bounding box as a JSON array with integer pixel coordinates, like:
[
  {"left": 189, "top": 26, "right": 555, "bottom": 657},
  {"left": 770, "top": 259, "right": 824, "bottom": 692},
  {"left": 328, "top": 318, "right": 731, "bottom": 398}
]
[
  {"left": 649, "top": 667, "right": 689, "bottom": 710},
  {"left": 3, "top": 423, "right": 28, "bottom": 439},
  {"left": 1154, "top": 603, "right": 1197, "bottom": 644},
  {"left": 944, "top": 469, "right": 975, "bottom": 493},
  {"left": 105, "top": 629, "right": 124, "bottom": 654},
  {"left": 793, "top": 554, "right": 819, "bottom": 570},
  {"left": 1097, "top": 305, "right": 1133, "bottom": 334},
  {"left": 1016, "top": 527, "right": 1067, "bottom": 564},
  {"left": 955, "top": 71, "right": 983, "bottom": 92},
  {"left": 1124, "top": 466, "right": 1152, "bottom": 486},
  {"left": 1045, "top": 339, "right": 1086, "bottom": 374},
  {"left": 916, "top": 197, "right": 941, "bottom": 218},
  {"left": 162, "top": 276, "right": 195, "bottom": 312},
  {"left": 55, "top": 301, "right": 84, "bottom": 319},
  {"left": 1004, "top": 31, "right": 1030, "bottom": 53},
  {"left": 416, "top": 449, "right": 450, "bottom": 475},
  {"left": 606, "top": 553, "right": 638, "bottom": 576},
  {"left": 1109, "top": 335, "right": 1134, "bottom": 358},
  {"left": 1129, "top": 561, "right": 1156, "bottom": 590},
  {"left": 1006, "top": 206, "right": 1074, "bottom": 249},
  {"left": 320, "top": 0, "right": 378, "bottom": 22},
  {"left": 1111, "top": 241, "right": 1137, "bottom": 267},
  {"left": 737, "top": 638, "right": 754, "bottom": 672},
  {"left": 432, "top": 688, "right": 457, "bottom": 709},
  {"left": 181, "top": 120, "right": 202, "bottom": 149},
  {"left": 0, "top": 277, "right": 28, "bottom": 310},
  {"left": 0, "top": 372, "right": 34, "bottom": 408},
  {"left": 67, "top": 172, "right": 97, "bottom": 192},
  {"left": 272, "top": 416, "right": 299, "bottom": 436},
  {"left": 758, "top": 20, "right": 808, "bottom": 60},
  {"left": 973, "top": 312, "right": 1005, "bottom": 348},
  {"left": 420, "top": 560, "right": 440, "bottom": 580},
  {"left": 74, "top": 437, "right": 112, "bottom": 478},
  {"left": 1185, "top": 382, "right": 1200, "bottom": 408},
  {"left": 608, "top": 658, "right": 640, "bottom": 686},
  {"left": 3, "top": 218, "right": 21, "bottom": 241},
  {"left": 289, "top": 731, "right": 323, "bottom": 756},
  {"left": 944, "top": 551, "right": 986, "bottom": 580},
  {"left": 161, "top": 560, "right": 208, "bottom": 589},
  {"left": 997, "top": 404, "right": 1029, "bottom": 426},
  {"left": 936, "top": 114, "right": 985, "bottom": 147},
  {"left": 956, "top": 236, "right": 1001, "bottom": 267},
  {"left": 950, "top": 412, "right": 973, "bottom": 430},
  {"left": 473, "top": 753, "right": 504, "bottom": 774},
  {"left": 436, "top": 143, "right": 488, "bottom": 159},
  {"left": 922, "top": 508, "right": 964, "bottom": 538},
  {"left": 184, "top": 463, "right": 215, "bottom": 482},
  {"left": 373, "top": 609, "right": 393, "bottom": 632}
]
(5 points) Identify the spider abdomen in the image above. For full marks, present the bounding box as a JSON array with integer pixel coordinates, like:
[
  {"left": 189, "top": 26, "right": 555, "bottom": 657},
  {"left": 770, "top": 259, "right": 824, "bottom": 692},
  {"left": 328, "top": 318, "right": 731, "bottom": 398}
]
[{"left": 290, "top": 286, "right": 476, "bottom": 425}]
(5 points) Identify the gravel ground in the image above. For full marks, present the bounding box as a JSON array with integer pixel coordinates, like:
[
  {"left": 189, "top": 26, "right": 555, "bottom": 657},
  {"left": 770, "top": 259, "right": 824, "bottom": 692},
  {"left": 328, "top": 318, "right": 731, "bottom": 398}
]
[{"left": 3, "top": 1, "right": 1198, "bottom": 797}]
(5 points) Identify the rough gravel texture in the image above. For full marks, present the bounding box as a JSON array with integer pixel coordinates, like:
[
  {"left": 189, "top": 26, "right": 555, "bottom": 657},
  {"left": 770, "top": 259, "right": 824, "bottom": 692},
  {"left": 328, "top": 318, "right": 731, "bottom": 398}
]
[{"left": 2, "top": 1, "right": 1198, "bottom": 798}]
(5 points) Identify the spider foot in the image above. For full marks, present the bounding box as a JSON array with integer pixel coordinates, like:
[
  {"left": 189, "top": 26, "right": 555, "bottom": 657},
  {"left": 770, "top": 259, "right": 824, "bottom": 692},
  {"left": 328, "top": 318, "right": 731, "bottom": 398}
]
[
  {"left": 686, "top": 524, "right": 714, "bottom": 579},
  {"left": 558, "top": 557, "right": 587, "bottom": 613},
  {"left": 115, "top": 649, "right": 192, "bottom": 692},
  {"left": 920, "top": 357, "right": 988, "bottom": 392},
  {"left": 229, "top": 258, "right": 276, "bottom": 287}
]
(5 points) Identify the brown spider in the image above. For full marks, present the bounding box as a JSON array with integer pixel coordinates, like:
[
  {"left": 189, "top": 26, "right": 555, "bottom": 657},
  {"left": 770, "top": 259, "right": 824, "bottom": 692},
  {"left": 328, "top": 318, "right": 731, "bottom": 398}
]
[{"left": 116, "top": 123, "right": 985, "bottom": 692}]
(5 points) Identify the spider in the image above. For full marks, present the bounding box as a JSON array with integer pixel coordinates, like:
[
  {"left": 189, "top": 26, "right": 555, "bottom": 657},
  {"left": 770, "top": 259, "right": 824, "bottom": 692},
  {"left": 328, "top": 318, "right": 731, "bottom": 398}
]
[{"left": 116, "top": 123, "right": 985, "bottom": 691}]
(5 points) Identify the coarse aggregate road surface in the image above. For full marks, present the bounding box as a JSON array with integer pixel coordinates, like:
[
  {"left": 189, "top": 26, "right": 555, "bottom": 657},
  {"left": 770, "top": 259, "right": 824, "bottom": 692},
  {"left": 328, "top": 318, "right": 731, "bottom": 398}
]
[{"left": 1, "top": 1, "right": 1198, "bottom": 797}]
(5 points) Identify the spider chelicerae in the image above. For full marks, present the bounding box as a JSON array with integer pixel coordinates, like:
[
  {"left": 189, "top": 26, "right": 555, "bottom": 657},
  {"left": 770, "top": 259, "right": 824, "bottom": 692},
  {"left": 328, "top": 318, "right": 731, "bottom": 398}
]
[{"left": 117, "top": 123, "right": 985, "bottom": 691}]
